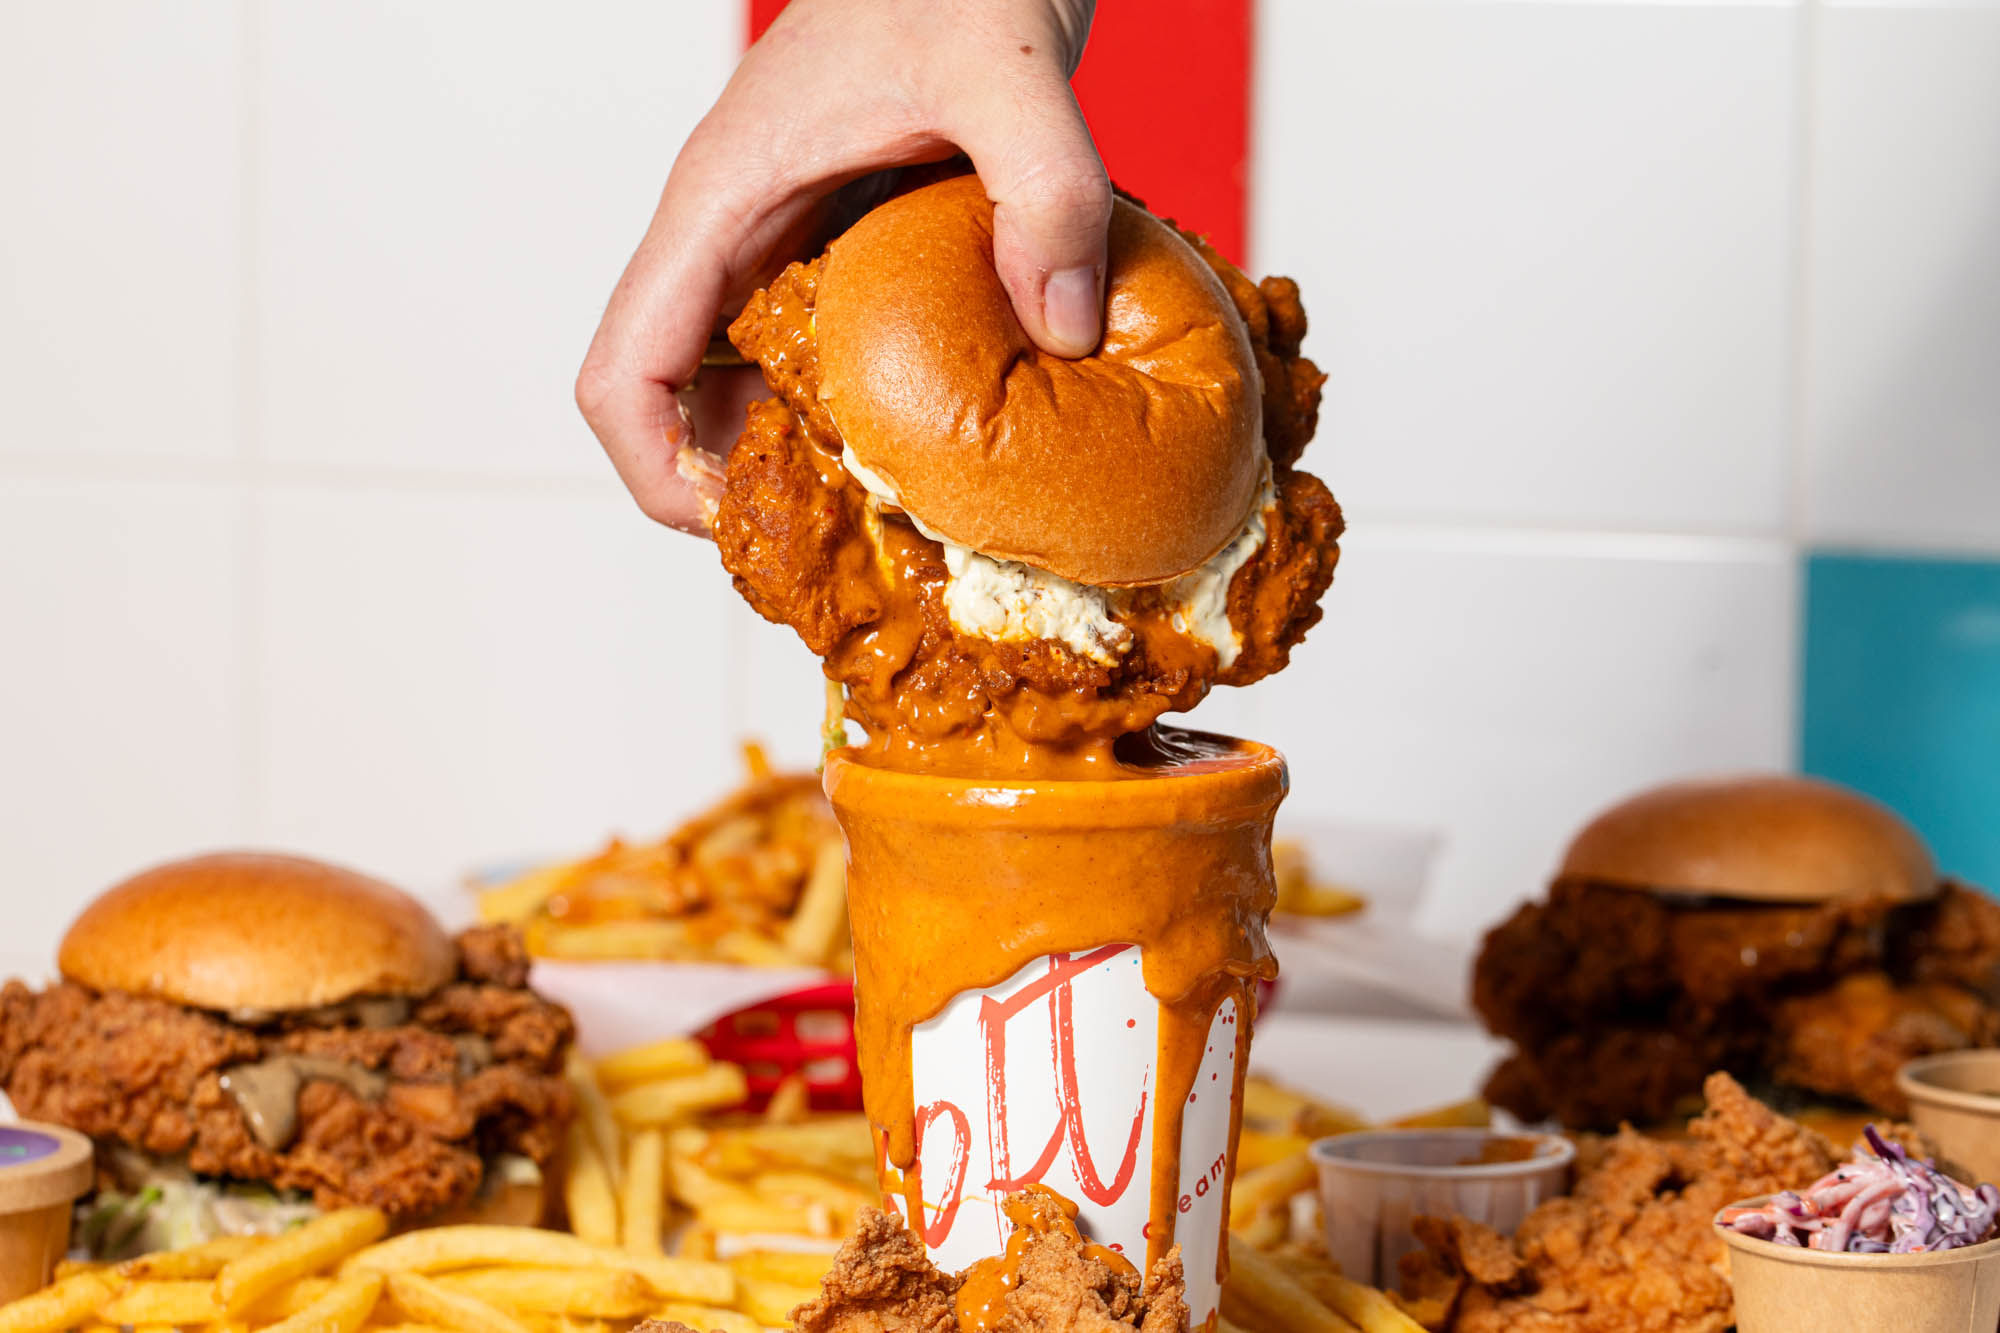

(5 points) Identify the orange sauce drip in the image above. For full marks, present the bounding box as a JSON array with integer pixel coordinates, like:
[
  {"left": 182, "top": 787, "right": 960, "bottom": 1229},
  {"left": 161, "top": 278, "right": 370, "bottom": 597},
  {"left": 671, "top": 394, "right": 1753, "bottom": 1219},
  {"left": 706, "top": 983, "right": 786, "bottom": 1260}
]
[
  {"left": 955, "top": 1185, "right": 1137, "bottom": 1332},
  {"left": 826, "top": 729, "right": 1284, "bottom": 1286}
]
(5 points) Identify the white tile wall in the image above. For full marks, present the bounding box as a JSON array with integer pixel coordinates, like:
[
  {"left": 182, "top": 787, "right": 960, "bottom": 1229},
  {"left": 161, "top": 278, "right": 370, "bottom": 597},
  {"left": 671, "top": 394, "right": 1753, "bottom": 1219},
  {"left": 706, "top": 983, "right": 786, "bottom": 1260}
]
[
  {"left": 1, "top": 0, "right": 1983, "bottom": 971},
  {"left": 254, "top": 485, "right": 738, "bottom": 896},
  {"left": 255, "top": 0, "right": 737, "bottom": 480},
  {"left": 1802, "top": 4, "right": 2000, "bottom": 553},
  {"left": 0, "top": 478, "right": 251, "bottom": 953},
  {"left": 1251, "top": 527, "right": 1796, "bottom": 939},
  {"left": 0, "top": 1, "right": 241, "bottom": 463},
  {"left": 1254, "top": 0, "right": 1799, "bottom": 535}
]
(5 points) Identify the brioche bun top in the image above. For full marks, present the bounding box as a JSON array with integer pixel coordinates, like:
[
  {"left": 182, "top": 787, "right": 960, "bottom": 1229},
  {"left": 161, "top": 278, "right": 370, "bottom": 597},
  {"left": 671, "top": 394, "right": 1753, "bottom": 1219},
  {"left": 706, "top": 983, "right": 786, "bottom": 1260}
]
[
  {"left": 813, "top": 174, "right": 1263, "bottom": 587},
  {"left": 59, "top": 851, "right": 456, "bottom": 1011},
  {"left": 1560, "top": 774, "right": 1936, "bottom": 905}
]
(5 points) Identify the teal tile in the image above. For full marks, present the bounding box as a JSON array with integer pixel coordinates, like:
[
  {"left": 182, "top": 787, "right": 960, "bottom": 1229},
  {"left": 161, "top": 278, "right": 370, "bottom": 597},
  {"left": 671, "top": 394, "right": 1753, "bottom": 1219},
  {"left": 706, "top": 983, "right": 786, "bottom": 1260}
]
[{"left": 1803, "top": 553, "right": 2000, "bottom": 890}]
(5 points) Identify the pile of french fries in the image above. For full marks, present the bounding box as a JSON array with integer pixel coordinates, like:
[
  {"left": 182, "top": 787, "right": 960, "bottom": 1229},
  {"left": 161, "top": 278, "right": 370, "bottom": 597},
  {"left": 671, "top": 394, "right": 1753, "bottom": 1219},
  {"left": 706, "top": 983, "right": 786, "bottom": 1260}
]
[
  {"left": 561, "top": 1037, "right": 873, "bottom": 1322},
  {"left": 1270, "top": 841, "right": 1368, "bottom": 919},
  {"left": 0, "top": 1206, "right": 744, "bottom": 1333},
  {"left": 478, "top": 746, "right": 849, "bottom": 971}
]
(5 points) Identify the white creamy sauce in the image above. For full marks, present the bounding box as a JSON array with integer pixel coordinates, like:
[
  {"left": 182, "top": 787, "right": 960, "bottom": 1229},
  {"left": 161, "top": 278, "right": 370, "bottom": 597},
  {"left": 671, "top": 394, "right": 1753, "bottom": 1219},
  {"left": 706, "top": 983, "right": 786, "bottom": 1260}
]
[{"left": 840, "top": 444, "right": 1273, "bottom": 668}]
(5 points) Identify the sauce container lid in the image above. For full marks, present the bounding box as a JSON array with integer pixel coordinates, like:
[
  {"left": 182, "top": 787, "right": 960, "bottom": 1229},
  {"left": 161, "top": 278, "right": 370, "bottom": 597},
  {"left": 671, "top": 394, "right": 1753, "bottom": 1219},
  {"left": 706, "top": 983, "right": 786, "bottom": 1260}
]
[{"left": 0, "top": 1123, "right": 93, "bottom": 1212}]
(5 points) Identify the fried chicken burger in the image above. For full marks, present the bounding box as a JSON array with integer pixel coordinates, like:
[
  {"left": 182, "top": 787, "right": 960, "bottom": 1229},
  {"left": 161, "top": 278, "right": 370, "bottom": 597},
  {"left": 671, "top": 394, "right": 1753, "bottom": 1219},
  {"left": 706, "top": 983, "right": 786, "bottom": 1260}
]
[
  {"left": 707, "top": 172, "right": 1342, "bottom": 777},
  {"left": 1474, "top": 775, "right": 2000, "bottom": 1129},
  {"left": 0, "top": 853, "right": 574, "bottom": 1255}
]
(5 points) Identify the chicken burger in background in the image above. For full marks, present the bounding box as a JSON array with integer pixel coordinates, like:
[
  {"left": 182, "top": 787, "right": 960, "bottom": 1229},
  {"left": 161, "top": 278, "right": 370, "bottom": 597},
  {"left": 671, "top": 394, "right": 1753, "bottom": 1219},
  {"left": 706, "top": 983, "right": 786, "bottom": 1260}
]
[
  {"left": 0, "top": 853, "right": 573, "bottom": 1255},
  {"left": 1474, "top": 774, "right": 2000, "bottom": 1130}
]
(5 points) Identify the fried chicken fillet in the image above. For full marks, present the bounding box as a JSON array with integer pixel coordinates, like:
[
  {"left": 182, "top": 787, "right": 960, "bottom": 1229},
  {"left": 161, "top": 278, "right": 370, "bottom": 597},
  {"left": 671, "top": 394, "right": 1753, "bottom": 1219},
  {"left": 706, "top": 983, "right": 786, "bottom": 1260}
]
[
  {"left": 1404, "top": 1072, "right": 1896, "bottom": 1333},
  {"left": 0, "top": 924, "right": 572, "bottom": 1221},
  {"left": 713, "top": 188, "right": 1341, "bottom": 774},
  {"left": 786, "top": 1193, "right": 1187, "bottom": 1333},
  {"left": 1475, "top": 881, "right": 2000, "bottom": 1127}
]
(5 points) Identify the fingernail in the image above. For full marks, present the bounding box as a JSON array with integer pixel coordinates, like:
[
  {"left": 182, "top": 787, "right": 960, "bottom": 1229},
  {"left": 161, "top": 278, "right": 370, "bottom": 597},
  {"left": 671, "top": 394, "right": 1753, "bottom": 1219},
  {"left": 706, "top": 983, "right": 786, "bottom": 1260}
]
[{"left": 1042, "top": 266, "right": 1102, "bottom": 356}]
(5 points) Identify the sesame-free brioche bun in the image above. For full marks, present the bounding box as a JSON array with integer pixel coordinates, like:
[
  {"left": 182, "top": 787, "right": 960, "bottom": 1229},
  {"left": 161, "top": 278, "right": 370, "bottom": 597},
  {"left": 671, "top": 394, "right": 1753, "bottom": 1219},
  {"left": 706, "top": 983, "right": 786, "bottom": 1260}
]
[
  {"left": 813, "top": 174, "right": 1263, "bottom": 587},
  {"left": 59, "top": 851, "right": 456, "bottom": 1011},
  {"left": 1560, "top": 774, "right": 1936, "bottom": 905}
]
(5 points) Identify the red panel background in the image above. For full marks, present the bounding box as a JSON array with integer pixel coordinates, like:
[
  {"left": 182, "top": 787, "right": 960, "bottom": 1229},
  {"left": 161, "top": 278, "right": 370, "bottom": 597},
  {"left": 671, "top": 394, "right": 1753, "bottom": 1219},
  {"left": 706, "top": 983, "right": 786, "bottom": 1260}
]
[{"left": 746, "top": 0, "right": 1251, "bottom": 263}]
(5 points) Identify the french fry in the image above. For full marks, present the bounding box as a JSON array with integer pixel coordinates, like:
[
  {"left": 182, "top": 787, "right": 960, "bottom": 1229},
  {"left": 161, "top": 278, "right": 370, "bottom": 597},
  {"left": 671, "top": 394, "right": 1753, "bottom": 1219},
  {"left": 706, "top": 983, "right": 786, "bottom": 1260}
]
[
  {"left": 782, "top": 841, "right": 848, "bottom": 967},
  {"left": 653, "top": 1303, "right": 761, "bottom": 1333},
  {"left": 621, "top": 1129, "right": 667, "bottom": 1256},
  {"left": 437, "top": 1268, "right": 653, "bottom": 1319},
  {"left": 99, "top": 1280, "right": 226, "bottom": 1326},
  {"left": 1229, "top": 1151, "right": 1318, "bottom": 1229},
  {"left": 594, "top": 1037, "right": 711, "bottom": 1091},
  {"left": 527, "top": 920, "right": 694, "bottom": 961},
  {"left": 1238, "top": 1128, "right": 1317, "bottom": 1172},
  {"left": 727, "top": 1248, "right": 837, "bottom": 1287},
  {"left": 384, "top": 1273, "right": 531, "bottom": 1333},
  {"left": 567, "top": 1051, "right": 624, "bottom": 1187},
  {"left": 344, "top": 1227, "right": 735, "bottom": 1306},
  {"left": 565, "top": 1120, "right": 620, "bottom": 1248},
  {"left": 1388, "top": 1098, "right": 1491, "bottom": 1130},
  {"left": 118, "top": 1234, "right": 262, "bottom": 1280},
  {"left": 1222, "top": 1237, "right": 1362, "bottom": 1333},
  {"left": 0, "top": 1270, "right": 118, "bottom": 1333},
  {"left": 752, "top": 1168, "right": 877, "bottom": 1220},
  {"left": 476, "top": 862, "right": 577, "bottom": 925},
  {"left": 737, "top": 1277, "right": 822, "bottom": 1326},
  {"left": 1287, "top": 1264, "right": 1431, "bottom": 1333},
  {"left": 702, "top": 1117, "right": 874, "bottom": 1170},
  {"left": 50, "top": 1259, "right": 108, "bottom": 1280},
  {"left": 369, "top": 1325, "right": 462, "bottom": 1333},
  {"left": 712, "top": 929, "right": 798, "bottom": 968},
  {"left": 675, "top": 1224, "right": 717, "bottom": 1261},
  {"left": 1219, "top": 1320, "right": 1256, "bottom": 1333},
  {"left": 260, "top": 1271, "right": 382, "bottom": 1333},
  {"left": 611, "top": 1064, "right": 750, "bottom": 1126},
  {"left": 215, "top": 1206, "right": 388, "bottom": 1315},
  {"left": 1232, "top": 1208, "right": 1290, "bottom": 1249},
  {"left": 248, "top": 1276, "right": 334, "bottom": 1318},
  {"left": 698, "top": 1193, "right": 835, "bottom": 1237},
  {"left": 764, "top": 1073, "right": 812, "bottom": 1125}
]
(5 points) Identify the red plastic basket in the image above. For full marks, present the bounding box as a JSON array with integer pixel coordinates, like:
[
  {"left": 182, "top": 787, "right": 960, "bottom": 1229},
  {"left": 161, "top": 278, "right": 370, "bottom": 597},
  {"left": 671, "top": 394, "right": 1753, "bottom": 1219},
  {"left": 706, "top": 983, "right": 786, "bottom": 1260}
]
[{"left": 695, "top": 980, "right": 864, "bottom": 1112}]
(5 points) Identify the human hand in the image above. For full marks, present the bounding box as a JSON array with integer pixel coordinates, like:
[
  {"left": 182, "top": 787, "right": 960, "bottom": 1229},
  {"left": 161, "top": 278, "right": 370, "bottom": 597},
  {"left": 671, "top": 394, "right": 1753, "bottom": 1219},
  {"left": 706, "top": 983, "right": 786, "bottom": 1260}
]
[{"left": 576, "top": 0, "right": 1109, "bottom": 534}]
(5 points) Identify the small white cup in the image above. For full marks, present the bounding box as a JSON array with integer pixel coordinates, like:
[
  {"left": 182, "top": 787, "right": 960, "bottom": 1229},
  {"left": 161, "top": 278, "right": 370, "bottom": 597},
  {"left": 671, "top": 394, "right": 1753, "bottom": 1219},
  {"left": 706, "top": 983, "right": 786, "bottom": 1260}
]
[{"left": 1310, "top": 1129, "right": 1574, "bottom": 1286}]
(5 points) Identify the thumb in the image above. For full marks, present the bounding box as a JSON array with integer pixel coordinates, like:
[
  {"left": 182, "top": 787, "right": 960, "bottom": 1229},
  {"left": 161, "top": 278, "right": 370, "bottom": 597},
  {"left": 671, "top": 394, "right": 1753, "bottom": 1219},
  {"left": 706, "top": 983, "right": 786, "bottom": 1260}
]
[{"left": 957, "top": 81, "right": 1113, "bottom": 359}]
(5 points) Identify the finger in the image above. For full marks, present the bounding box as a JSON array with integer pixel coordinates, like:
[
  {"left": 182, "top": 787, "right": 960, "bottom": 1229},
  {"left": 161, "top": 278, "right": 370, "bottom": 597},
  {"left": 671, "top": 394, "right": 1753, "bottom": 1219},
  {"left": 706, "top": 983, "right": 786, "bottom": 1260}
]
[
  {"left": 574, "top": 226, "right": 722, "bottom": 535},
  {"left": 952, "top": 78, "right": 1112, "bottom": 358}
]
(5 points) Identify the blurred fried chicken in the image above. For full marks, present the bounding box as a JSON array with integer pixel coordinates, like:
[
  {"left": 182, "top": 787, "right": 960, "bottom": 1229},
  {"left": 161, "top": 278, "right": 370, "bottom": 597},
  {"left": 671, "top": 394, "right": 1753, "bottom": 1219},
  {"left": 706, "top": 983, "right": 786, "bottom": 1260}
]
[
  {"left": 1405, "top": 1073, "right": 1862, "bottom": 1333},
  {"left": 1475, "top": 881, "right": 2000, "bottom": 1128}
]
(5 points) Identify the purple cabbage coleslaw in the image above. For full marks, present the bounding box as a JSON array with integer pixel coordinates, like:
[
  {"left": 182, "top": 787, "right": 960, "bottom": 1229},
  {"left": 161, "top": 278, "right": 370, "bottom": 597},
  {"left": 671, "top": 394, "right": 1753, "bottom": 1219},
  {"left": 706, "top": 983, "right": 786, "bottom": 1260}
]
[{"left": 1719, "top": 1127, "right": 2000, "bottom": 1254}]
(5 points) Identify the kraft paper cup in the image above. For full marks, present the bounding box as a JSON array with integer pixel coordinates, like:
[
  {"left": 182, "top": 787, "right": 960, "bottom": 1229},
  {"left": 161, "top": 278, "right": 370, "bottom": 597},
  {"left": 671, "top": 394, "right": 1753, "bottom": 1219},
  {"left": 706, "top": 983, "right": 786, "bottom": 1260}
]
[
  {"left": 1311, "top": 1129, "right": 1573, "bottom": 1286},
  {"left": 1718, "top": 1198, "right": 2000, "bottom": 1332},
  {"left": 0, "top": 1123, "right": 92, "bottom": 1303},
  {"left": 1898, "top": 1052, "right": 2000, "bottom": 1186}
]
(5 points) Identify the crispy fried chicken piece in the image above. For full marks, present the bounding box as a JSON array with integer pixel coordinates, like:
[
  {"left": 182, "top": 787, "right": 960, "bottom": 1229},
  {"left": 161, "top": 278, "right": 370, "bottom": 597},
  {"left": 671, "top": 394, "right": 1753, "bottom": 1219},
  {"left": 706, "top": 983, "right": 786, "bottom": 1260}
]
[
  {"left": 0, "top": 927, "right": 573, "bottom": 1219},
  {"left": 1407, "top": 1074, "right": 1837, "bottom": 1333},
  {"left": 790, "top": 1197, "right": 1187, "bottom": 1333},
  {"left": 791, "top": 1208, "right": 961, "bottom": 1333},
  {"left": 719, "top": 226, "right": 1341, "bottom": 766},
  {"left": 1474, "top": 878, "right": 2000, "bottom": 1129}
]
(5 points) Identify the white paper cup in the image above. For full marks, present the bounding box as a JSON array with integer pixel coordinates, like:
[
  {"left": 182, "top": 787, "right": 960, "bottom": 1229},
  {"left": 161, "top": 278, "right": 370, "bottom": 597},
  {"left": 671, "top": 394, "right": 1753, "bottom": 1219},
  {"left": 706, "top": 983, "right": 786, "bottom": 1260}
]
[
  {"left": 1311, "top": 1129, "right": 1573, "bottom": 1286},
  {"left": 906, "top": 947, "right": 1244, "bottom": 1323},
  {"left": 1718, "top": 1199, "right": 2000, "bottom": 1332}
]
